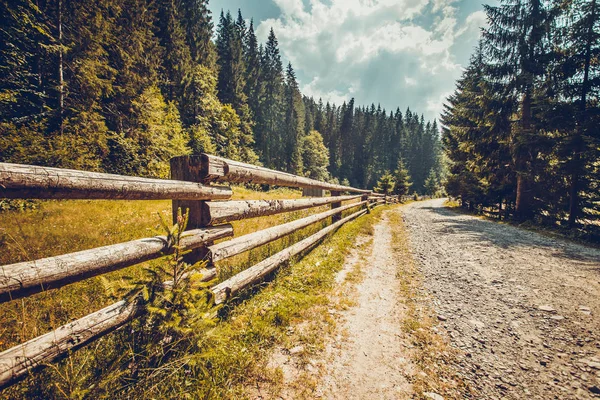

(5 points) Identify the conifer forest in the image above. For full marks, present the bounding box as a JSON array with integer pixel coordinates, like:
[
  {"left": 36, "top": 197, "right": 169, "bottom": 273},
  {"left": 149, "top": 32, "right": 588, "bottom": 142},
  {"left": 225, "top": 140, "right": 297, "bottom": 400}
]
[
  {"left": 0, "top": 0, "right": 443, "bottom": 195},
  {"left": 2, "top": 1, "right": 600, "bottom": 398},
  {"left": 442, "top": 0, "right": 599, "bottom": 233}
]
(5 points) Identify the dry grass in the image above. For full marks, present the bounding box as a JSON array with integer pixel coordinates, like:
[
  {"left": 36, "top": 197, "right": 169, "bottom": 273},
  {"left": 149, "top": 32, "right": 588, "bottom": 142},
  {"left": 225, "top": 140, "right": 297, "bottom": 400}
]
[
  {"left": 0, "top": 187, "right": 373, "bottom": 398},
  {"left": 387, "top": 208, "right": 473, "bottom": 399}
]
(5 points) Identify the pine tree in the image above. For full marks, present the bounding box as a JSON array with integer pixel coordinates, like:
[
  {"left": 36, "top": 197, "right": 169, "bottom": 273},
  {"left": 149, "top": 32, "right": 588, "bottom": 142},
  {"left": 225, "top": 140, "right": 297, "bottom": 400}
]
[
  {"left": 156, "top": 0, "right": 193, "bottom": 104},
  {"left": 374, "top": 171, "right": 395, "bottom": 195},
  {"left": 560, "top": 0, "right": 600, "bottom": 225},
  {"left": 214, "top": 9, "right": 257, "bottom": 163},
  {"left": 393, "top": 158, "right": 412, "bottom": 196},
  {"left": 482, "top": 0, "right": 553, "bottom": 219},
  {"left": 180, "top": 0, "right": 216, "bottom": 68},
  {"left": 256, "top": 28, "right": 284, "bottom": 168},
  {"left": 424, "top": 168, "right": 439, "bottom": 196},
  {"left": 283, "top": 63, "right": 305, "bottom": 173},
  {"left": 244, "top": 20, "right": 262, "bottom": 122}
]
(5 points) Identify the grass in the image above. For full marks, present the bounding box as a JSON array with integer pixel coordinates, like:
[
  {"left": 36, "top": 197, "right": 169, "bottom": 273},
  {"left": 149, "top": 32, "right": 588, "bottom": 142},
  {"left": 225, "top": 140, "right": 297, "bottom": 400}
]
[
  {"left": 387, "top": 208, "right": 473, "bottom": 399},
  {"left": 0, "top": 186, "right": 308, "bottom": 353},
  {"left": 0, "top": 187, "right": 374, "bottom": 398}
]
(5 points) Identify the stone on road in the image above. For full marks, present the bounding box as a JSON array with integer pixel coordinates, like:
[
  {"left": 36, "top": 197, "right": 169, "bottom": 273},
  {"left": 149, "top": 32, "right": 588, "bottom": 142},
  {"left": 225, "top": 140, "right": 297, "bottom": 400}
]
[{"left": 402, "top": 199, "right": 600, "bottom": 399}]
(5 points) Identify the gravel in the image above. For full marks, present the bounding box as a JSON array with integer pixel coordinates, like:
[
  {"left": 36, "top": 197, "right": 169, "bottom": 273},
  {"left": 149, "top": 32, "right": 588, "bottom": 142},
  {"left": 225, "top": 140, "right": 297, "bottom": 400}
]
[{"left": 402, "top": 199, "right": 600, "bottom": 400}]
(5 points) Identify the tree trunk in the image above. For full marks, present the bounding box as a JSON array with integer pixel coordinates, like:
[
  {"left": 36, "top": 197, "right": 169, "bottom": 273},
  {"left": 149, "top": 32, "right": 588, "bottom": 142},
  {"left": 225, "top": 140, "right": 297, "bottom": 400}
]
[
  {"left": 515, "top": 92, "right": 533, "bottom": 220},
  {"left": 568, "top": 0, "right": 596, "bottom": 227},
  {"left": 57, "top": 0, "right": 64, "bottom": 135}
]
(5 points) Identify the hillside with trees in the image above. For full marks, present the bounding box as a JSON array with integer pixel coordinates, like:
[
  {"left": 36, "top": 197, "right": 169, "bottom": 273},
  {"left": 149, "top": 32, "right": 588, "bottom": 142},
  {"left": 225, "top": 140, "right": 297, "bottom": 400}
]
[
  {"left": 442, "top": 0, "right": 599, "bottom": 235},
  {"left": 0, "top": 1, "right": 443, "bottom": 193}
]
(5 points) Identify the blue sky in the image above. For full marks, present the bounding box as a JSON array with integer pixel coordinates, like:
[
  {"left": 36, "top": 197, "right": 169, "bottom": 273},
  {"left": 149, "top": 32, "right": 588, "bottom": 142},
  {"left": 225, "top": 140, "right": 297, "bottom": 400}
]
[{"left": 208, "top": 0, "right": 498, "bottom": 122}]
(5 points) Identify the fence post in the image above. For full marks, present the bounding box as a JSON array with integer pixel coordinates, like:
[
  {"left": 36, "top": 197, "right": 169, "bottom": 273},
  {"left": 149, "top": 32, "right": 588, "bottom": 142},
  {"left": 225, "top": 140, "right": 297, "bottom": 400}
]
[
  {"left": 170, "top": 155, "right": 213, "bottom": 263},
  {"left": 361, "top": 193, "right": 370, "bottom": 214},
  {"left": 331, "top": 190, "right": 342, "bottom": 222}
]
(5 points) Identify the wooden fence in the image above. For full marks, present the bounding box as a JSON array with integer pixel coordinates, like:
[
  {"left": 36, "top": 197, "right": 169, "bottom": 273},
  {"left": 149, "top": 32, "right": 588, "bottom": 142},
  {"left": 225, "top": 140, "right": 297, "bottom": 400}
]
[{"left": 0, "top": 154, "right": 397, "bottom": 389}]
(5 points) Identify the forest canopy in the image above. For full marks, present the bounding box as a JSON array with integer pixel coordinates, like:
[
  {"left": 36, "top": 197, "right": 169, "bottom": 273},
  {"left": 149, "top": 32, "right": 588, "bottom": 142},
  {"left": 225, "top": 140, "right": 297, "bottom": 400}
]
[
  {"left": 0, "top": 0, "right": 443, "bottom": 192},
  {"left": 441, "top": 0, "right": 599, "bottom": 231}
]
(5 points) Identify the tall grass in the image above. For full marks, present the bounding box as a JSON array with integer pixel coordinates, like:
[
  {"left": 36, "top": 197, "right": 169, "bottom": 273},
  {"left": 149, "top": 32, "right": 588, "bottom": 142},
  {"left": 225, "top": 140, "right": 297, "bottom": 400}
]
[{"left": 0, "top": 187, "right": 369, "bottom": 398}]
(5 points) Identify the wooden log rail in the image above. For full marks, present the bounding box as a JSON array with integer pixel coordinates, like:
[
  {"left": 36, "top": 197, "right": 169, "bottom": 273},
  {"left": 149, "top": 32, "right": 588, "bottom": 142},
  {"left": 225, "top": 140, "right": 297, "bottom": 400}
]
[
  {"left": 208, "top": 200, "right": 367, "bottom": 263},
  {"left": 0, "top": 163, "right": 232, "bottom": 200},
  {"left": 211, "top": 208, "right": 368, "bottom": 304},
  {"left": 0, "top": 154, "right": 375, "bottom": 390},
  {"left": 0, "top": 267, "right": 219, "bottom": 389},
  {"left": 198, "top": 154, "right": 371, "bottom": 193},
  {"left": 0, "top": 226, "right": 233, "bottom": 303},
  {"left": 201, "top": 195, "right": 361, "bottom": 225}
]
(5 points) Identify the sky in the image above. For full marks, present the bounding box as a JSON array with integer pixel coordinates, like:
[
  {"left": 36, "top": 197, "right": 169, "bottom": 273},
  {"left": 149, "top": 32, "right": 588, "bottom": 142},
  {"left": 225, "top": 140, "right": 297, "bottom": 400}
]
[{"left": 208, "top": 0, "right": 499, "bottom": 122}]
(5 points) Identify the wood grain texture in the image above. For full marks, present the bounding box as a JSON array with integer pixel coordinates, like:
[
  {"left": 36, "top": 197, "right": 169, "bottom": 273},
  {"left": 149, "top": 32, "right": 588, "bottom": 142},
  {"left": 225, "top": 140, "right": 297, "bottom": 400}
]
[
  {"left": 0, "top": 226, "right": 232, "bottom": 303},
  {"left": 199, "top": 154, "right": 371, "bottom": 193},
  {"left": 211, "top": 208, "right": 368, "bottom": 304},
  {"left": 202, "top": 195, "right": 362, "bottom": 225},
  {"left": 208, "top": 201, "right": 367, "bottom": 263},
  {"left": 0, "top": 163, "right": 232, "bottom": 200}
]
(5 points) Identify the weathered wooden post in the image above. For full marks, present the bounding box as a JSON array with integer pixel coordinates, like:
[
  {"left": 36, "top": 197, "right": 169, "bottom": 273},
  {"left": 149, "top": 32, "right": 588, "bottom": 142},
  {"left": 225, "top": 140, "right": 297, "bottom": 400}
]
[
  {"left": 331, "top": 190, "right": 342, "bottom": 222},
  {"left": 170, "top": 155, "right": 214, "bottom": 263},
  {"left": 362, "top": 193, "right": 370, "bottom": 214}
]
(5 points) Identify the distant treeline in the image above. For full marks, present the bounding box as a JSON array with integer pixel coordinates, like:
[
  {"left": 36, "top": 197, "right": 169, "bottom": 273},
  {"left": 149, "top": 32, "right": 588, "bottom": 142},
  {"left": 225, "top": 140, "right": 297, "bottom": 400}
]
[
  {"left": 442, "top": 0, "right": 599, "bottom": 229},
  {"left": 0, "top": 0, "right": 442, "bottom": 191}
]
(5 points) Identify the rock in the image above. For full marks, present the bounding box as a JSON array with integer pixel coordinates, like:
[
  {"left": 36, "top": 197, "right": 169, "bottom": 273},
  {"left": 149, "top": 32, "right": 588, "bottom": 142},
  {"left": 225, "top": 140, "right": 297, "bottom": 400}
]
[
  {"left": 424, "top": 392, "right": 444, "bottom": 400},
  {"left": 589, "top": 385, "right": 600, "bottom": 394},
  {"left": 437, "top": 315, "right": 448, "bottom": 321},
  {"left": 469, "top": 319, "right": 486, "bottom": 329},
  {"left": 581, "top": 359, "right": 600, "bottom": 370},
  {"left": 538, "top": 305, "right": 556, "bottom": 313},
  {"left": 551, "top": 315, "right": 565, "bottom": 321},
  {"left": 289, "top": 345, "right": 304, "bottom": 355},
  {"left": 579, "top": 306, "right": 592, "bottom": 315}
]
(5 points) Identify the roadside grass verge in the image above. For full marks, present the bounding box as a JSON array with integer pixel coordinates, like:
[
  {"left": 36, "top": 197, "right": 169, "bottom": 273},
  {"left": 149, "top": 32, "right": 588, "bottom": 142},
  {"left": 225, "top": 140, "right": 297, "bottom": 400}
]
[
  {"left": 0, "top": 189, "right": 377, "bottom": 398},
  {"left": 184, "top": 206, "right": 383, "bottom": 399},
  {"left": 388, "top": 208, "right": 473, "bottom": 399}
]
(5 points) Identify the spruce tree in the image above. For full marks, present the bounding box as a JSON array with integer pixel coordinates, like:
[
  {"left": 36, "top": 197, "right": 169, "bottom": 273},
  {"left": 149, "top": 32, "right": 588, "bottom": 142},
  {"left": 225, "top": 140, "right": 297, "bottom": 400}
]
[
  {"left": 283, "top": 63, "right": 305, "bottom": 173},
  {"left": 560, "top": 0, "right": 599, "bottom": 225},
  {"left": 180, "top": 0, "right": 216, "bottom": 68},
  {"left": 393, "top": 159, "right": 412, "bottom": 196},
  {"left": 482, "top": 0, "right": 553, "bottom": 219},
  {"left": 256, "top": 28, "right": 284, "bottom": 168}
]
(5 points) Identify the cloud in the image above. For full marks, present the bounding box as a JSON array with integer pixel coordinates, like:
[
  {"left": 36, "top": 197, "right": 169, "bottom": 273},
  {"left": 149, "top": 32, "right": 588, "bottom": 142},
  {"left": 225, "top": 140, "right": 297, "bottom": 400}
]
[
  {"left": 405, "top": 77, "right": 417, "bottom": 86},
  {"left": 257, "top": 0, "right": 487, "bottom": 120}
]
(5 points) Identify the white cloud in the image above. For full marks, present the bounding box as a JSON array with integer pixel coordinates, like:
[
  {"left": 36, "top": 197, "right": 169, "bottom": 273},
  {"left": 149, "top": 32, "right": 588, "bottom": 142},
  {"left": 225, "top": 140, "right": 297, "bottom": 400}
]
[
  {"left": 257, "top": 0, "right": 486, "bottom": 120},
  {"left": 405, "top": 76, "right": 417, "bottom": 86},
  {"left": 456, "top": 10, "right": 488, "bottom": 38}
]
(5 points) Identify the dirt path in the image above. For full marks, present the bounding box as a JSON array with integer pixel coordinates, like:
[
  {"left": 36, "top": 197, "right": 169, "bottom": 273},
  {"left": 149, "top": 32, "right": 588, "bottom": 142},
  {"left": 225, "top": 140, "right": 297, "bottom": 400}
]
[
  {"left": 317, "top": 210, "right": 414, "bottom": 399},
  {"left": 402, "top": 199, "right": 600, "bottom": 399}
]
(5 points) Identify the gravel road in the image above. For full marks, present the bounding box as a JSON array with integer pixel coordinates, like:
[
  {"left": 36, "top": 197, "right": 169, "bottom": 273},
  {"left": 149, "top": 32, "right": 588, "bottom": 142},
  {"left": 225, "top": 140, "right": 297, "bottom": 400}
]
[{"left": 402, "top": 199, "right": 600, "bottom": 399}]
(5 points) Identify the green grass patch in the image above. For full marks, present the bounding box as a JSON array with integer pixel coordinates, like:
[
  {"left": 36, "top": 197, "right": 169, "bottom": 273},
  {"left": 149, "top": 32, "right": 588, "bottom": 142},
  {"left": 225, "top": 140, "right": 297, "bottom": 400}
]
[{"left": 0, "top": 191, "right": 381, "bottom": 398}]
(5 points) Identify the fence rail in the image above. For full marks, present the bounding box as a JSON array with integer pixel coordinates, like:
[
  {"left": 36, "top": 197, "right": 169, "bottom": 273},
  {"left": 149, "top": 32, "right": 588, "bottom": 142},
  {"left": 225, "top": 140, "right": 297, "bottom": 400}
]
[{"left": 0, "top": 154, "right": 397, "bottom": 389}]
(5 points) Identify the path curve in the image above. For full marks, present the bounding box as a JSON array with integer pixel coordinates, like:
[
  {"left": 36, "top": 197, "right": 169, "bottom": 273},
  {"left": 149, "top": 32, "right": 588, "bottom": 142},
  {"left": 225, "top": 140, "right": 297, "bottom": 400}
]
[{"left": 402, "top": 199, "right": 600, "bottom": 399}]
